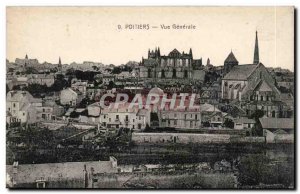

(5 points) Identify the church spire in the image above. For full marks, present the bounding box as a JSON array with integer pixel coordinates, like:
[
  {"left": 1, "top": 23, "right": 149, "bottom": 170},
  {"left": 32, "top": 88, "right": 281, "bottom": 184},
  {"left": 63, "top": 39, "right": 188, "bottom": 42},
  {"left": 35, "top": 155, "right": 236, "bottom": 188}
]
[
  {"left": 253, "top": 31, "right": 259, "bottom": 64},
  {"left": 25, "top": 54, "right": 28, "bottom": 59},
  {"left": 59, "top": 57, "right": 61, "bottom": 65},
  {"left": 189, "top": 48, "right": 193, "bottom": 58}
]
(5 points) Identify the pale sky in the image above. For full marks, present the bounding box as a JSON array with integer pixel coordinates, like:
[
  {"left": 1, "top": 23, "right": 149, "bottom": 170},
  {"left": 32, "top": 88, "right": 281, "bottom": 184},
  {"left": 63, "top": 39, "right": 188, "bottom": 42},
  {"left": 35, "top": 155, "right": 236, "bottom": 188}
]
[{"left": 7, "top": 7, "right": 294, "bottom": 71}]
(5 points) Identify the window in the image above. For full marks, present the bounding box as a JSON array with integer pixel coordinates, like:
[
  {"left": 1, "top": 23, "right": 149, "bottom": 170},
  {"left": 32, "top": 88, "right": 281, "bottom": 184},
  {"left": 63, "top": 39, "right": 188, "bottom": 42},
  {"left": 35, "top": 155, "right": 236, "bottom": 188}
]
[
  {"left": 184, "top": 70, "right": 188, "bottom": 78},
  {"left": 266, "top": 96, "right": 269, "bottom": 101},
  {"left": 174, "top": 120, "right": 177, "bottom": 126},
  {"left": 161, "top": 70, "right": 165, "bottom": 78},
  {"left": 260, "top": 96, "right": 263, "bottom": 101},
  {"left": 148, "top": 69, "right": 151, "bottom": 78},
  {"left": 174, "top": 113, "right": 177, "bottom": 118},
  {"left": 172, "top": 69, "right": 176, "bottom": 78},
  {"left": 13, "top": 103, "right": 16, "bottom": 108},
  {"left": 125, "top": 115, "right": 128, "bottom": 121},
  {"left": 272, "top": 111, "right": 275, "bottom": 118},
  {"left": 116, "top": 115, "right": 119, "bottom": 120},
  {"left": 195, "top": 114, "right": 197, "bottom": 120}
]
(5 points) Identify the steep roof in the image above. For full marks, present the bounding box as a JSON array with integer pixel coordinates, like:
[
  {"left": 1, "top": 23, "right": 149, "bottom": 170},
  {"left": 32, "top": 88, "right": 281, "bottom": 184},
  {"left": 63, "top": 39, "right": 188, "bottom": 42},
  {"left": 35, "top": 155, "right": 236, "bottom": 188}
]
[
  {"left": 259, "top": 118, "right": 294, "bottom": 129},
  {"left": 200, "top": 103, "right": 221, "bottom": 112},
  {"left": 254, "top": 80, "right": 273, "bottom": 92},
  {"left": 223, "top": 64, "right": 258, "bottom": 80},
  {"left": 168, "top": 49, "right": 181, "bottom": 57},
  {"left": 224, "top": 51, "right": 238, "bottom": 63}
]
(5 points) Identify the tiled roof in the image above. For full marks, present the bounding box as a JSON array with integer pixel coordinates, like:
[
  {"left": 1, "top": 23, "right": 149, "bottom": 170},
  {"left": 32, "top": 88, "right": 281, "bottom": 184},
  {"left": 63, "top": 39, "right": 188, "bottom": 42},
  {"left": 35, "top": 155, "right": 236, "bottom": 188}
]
[
  {"left": 200, "top": 103, "right": 221, "bottom": 112},
  {"left": 259, "top": 118, "right": 294, "bottom": 129},
  {"left": 223, "top": 64, "right": 258, "bottom": 80},
  {"left": 234, "top": 117, "right": 256, "bottom": 124}
]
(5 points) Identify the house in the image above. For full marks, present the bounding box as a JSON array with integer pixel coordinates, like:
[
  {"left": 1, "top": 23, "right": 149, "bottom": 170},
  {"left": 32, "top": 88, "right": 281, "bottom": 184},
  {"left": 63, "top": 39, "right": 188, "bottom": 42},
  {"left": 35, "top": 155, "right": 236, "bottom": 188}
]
[
  {"left": 87, "top": 102, "right": 102, "bottom": 117},
  {"left": 233, "top": 117, "right": 256, "bottom": 130},
  {"left": 27, "top": 74, "right": 55, "bottom": 87},
  {"left": 36, "top": 101, "right": 64, "bottom": 121},
  {"left": 135, "top": 109, "right": 151, "bottom": 130},
  {"left": 159, "top": 104, "right": 201, "bottom": 130},
  {"left": 6, "top": 90, "right": 42, "bottom": 124},
  {"left": 259, "top": 118, "right": 294, "bottom": 143},
  {"left": 102, "top": 74, "right": 115, "bottom": 85},
  {"left": 60, "top": 88, "right": 84, "bottom": 106},
  {"left": 200, "top": 103, "right": 228, "bottom": 127},
  {"left": 100, "top": 102, "right": 150, "bottom": 130},
  {"left": 116, "top": 71, "right": 132, "bottom": 80},
  {"left": 71, "top": 80, "right": 88, "bottom": 96}
]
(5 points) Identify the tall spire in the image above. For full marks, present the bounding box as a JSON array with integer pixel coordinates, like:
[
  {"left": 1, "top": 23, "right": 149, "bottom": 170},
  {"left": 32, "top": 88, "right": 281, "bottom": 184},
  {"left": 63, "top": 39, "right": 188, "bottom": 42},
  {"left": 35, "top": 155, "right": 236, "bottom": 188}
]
[
  {"left": 59, "top": 57, "right": 61, "bottom": 65},
  {"left": 25, "top": 54, "right": 28, "bottom": 59},
  {"left": 253, "top": 31, "right": 259, "bottom": 64}
]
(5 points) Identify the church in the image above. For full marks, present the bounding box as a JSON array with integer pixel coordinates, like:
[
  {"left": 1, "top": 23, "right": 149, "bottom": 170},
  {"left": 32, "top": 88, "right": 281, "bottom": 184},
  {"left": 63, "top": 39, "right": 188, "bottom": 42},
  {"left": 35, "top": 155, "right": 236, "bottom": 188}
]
[
  {"left": 221, "top": 31, "right": 281, "bottom": 101},
  {"left": 138, "top": 47, "right": 204, "bottom": 83},
  {"left": 221, "top": 31, "right": 293, "bottom": 118}
]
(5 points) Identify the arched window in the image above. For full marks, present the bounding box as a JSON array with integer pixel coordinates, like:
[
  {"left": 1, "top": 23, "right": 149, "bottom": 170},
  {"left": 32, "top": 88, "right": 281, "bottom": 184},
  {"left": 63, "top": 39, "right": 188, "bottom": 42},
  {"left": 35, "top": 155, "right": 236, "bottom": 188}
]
[
  {"left": 172, "top": 69, "right": 176, "bottom": 78},
  {"left": 184, "top": 70, "right": 188, "bottom": 78},
  {"left": 272, "top": 111, "right": 276, "bottom": 117},
  {"left": 161, "top": 69, "right": 165, "bottom": 78}
]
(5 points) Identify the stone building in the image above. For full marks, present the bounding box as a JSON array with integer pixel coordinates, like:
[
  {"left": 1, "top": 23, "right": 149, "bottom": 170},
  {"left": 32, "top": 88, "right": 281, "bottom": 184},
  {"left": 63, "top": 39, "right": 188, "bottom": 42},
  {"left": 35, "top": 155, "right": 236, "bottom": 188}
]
[
  {"left": 6, "top": 90, "right": 42, "bottom": 124},
  {"left": 138, "top": 48, "right": 204, "bottom": 83},
  {"left": 60, "top": 88, "right": 84, "bottom": 106}
]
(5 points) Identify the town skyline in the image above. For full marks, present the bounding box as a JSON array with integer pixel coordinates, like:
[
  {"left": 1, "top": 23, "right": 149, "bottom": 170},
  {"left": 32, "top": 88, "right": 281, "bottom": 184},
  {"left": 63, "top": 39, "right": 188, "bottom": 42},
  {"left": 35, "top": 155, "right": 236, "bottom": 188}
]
[{"left": 7, "top": 7, "right": 294, "bottom": 71}]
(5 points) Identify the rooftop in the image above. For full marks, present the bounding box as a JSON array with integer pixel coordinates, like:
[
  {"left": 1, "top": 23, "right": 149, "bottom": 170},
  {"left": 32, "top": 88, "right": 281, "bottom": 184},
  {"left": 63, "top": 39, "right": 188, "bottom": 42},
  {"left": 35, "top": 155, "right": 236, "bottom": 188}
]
[
  {"left": 223, "top": 64, "right": 259, "bottom": 80},
  {"left": 259, "top": 118, "right": 294, "bottom": 129}
]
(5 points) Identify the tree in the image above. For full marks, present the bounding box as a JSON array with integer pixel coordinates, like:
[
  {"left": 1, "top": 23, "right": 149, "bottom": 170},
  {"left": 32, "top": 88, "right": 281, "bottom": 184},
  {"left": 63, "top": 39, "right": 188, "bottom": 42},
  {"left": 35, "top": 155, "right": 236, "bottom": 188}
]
[
  {"left": 202, "top": 121, "right": 210, "bottom": 127},
  {"left": 223, "top": 118, "right": 234, "bottom": 129},
  {"left": 111, "top": 66, "right": 122, "bottom": 74},
  {"left": 250, "top": 110, "right": 264, "bottom": 120},
  {"left": 250, "top": 110, "right": 264, "bottom": 136},
  {"left": 107, "top": 81, "right": 116, "bottom": 90},
  {"left": 237, "top": 154, "right": 279, "bottom": 186}
]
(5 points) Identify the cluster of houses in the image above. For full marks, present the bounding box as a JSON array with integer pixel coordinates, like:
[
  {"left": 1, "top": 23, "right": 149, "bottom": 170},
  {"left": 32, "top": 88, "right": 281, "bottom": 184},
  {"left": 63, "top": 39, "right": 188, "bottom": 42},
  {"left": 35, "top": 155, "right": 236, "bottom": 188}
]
[{"left": 6, "top": 31, "right": 294, "bottom": 143}]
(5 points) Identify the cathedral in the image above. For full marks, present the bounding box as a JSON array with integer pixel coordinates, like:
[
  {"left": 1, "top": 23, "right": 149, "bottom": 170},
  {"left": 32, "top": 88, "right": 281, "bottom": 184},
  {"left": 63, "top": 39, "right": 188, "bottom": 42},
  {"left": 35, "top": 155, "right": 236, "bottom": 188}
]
[{"left": 139, "top": 48, "right": 203, "bottom": 81}]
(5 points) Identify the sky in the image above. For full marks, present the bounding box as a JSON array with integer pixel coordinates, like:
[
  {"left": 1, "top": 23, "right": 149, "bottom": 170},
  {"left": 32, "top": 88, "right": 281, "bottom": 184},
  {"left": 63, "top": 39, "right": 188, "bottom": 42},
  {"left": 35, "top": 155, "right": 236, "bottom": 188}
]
[{"left": 7, "top": 7, "right": 294, "bottom": 71}]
